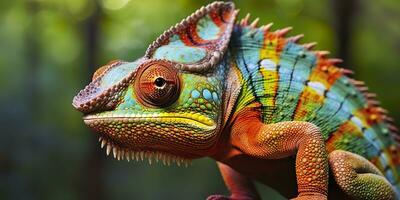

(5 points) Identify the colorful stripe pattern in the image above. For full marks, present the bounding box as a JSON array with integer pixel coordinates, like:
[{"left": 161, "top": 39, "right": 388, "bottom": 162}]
[{"left": 232, "top": 23, "right": 400, "bottom": 185}]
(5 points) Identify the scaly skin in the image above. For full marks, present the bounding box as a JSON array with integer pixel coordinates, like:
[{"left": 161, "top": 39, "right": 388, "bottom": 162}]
[{"left": 73, "top": 2, "right": 400, "bottom": 199}]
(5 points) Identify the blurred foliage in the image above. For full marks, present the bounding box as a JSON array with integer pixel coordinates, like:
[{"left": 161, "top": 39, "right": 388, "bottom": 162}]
[{"left": 0, "top": 0, "right": 399, "bottom": 200}]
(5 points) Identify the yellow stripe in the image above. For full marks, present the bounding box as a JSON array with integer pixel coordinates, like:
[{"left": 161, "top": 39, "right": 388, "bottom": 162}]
[
  {"left": 259, "top": 67, "right": 278, "bottom": 108},
  {"left": 259, "top": 37, "right": 280, "bottom": 63},
  {"left": 293, "top": 86, "right": 325, "bottom": 120}
]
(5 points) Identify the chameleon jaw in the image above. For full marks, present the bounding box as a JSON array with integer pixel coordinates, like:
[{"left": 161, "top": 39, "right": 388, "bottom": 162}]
[
  {"left": 97, "top": 136, "right": 192, "bottom": 167},
  {"left": 83, "top": 112, "right": 219, "bottom": 164}
]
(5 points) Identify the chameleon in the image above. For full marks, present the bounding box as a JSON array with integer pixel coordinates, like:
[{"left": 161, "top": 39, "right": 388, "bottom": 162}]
[{"left": 72, "top": 2, "right": 400, "bottom": 200}]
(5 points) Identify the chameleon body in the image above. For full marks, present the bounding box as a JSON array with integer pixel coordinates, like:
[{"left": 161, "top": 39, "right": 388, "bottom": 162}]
[{"left": 73, "top": 2, "right": 400, "bottom": 199}]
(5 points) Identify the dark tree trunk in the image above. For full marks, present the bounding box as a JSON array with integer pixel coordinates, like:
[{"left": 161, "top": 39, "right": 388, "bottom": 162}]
[
  {"left": 330, "top": 0, "right": 358, "bottom": 69},
  {"left": 26, "top": 0, "right": 39, "bottom": 118},
  {"left": 80, "top": 2, "right": 106, "bottom": 200}
]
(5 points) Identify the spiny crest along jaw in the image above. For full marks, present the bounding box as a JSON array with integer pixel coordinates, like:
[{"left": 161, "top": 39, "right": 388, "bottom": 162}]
[
  {"left": 98, "top": 137, "right": 192, "bottom": 167},
  {"left": 83, "top": 111, "right": 219, "bottom": 160}
]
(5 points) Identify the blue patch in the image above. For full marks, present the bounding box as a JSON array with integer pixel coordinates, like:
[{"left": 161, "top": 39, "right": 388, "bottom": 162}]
[
  {"left": 153, "top": 35, "right": 207, "bottom": 64},
  {"left": 379, "top": 153, "right": 389, "bottom": 170},
  {"left": 196, "top": 15, "right": 219, "bottom": 40},
  {"left": 273, "top": 42, "right": 316, "bottom": 122},
  {"left": 237, "top": 27, "right": 264, "bottom": 97},
  {"left": 212, "top": 92, "right": 219, "bottom": 102},
  {"left": 101, "top": 62, "right": 138, "bottom": 89},
  {"left": 364, "top": 128, "right": 378, "bottom": 143},
  {"left": 203, "top": 89, "right": 212, "bottom": 100},
  {"left": 386, "top": 169, "right": 396, "bottom": 184},
  {"left": 191, "top": 90, "right": 200, "bottom": 98},
  {"left": 116, "top": 86, "right": 139, "bottom": 110},
  {"left": 313, "top": 77, "right": 353, "bottom": 136}
]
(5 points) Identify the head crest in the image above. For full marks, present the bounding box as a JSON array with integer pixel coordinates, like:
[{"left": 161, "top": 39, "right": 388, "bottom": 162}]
[{"left": 145, "top": 1, "right": 237, "bottom": 73}]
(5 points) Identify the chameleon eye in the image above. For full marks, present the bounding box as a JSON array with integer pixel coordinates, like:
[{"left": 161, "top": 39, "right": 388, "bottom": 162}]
[{"left": 134, "top": 62, "right": 180, "bottom": 107}]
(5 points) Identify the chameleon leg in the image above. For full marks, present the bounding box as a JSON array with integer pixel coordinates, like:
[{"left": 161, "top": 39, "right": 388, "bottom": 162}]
[
  {"left": 230, "top": 111, "right": 329, "bottom": 200},
  {"left": 207, "top": 162, "right": 261, "bottom": 200},
  {"left": 329, "top": 150, "right": 396, "bottom": 200}
]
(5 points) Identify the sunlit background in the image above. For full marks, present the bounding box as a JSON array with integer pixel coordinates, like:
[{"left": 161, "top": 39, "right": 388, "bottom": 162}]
[{"left": 1, "top": 0, "right": 399, "bottom": 199}]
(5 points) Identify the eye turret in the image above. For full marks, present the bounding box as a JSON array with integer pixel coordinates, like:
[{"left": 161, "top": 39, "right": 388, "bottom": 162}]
[{"left": 134, "top": 62, "right": 180, "bottom": 107}]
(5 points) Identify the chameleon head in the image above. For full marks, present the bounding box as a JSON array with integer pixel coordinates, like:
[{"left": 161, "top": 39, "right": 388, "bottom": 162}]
[
  {"left": 73, "top": 58, "right": 226, "bottom": 164},
  {"left": 73, "top": 1, "right": 237, "bottom": 164}
]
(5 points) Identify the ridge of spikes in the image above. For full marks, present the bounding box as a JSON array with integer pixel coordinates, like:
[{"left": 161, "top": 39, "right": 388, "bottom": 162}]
[
  {"left": 250, "top": 17, "right": 259, "bottom": 28},
  {"left": 347, "top": 79, "right": 399, "bottom": 134},
  {"left": 260, "top": 23, "right": 274, "bottom": 32},
  {"left": 238, "top": 13, "right": 324, "bottom": 55},
  {"left": 327, "top": 58, "right": 343, "bottom": 65},
  {"left": 303, "top": 42, "right": 318, "bottom": 50},
  {"left": 315, "top": 50, "right": 331, "bottom": 57},
  {"left": 275, "top": 27, "right": 293, "bottom": 37},
  {"left": 288, "top": 34, "right": 304, "bottom": 43},
  {"left": 98, "top": 137, "right": 192, "bottom": 167},
  {"left": 239, "top": 13, "right": 251, "bottom": 26}
]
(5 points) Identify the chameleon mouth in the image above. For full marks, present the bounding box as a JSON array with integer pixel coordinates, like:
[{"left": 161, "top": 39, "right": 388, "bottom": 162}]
[
  {"left": 83, "top": 112, "right": 217, "bottom": 165},
  {"left": 83, "top": 112, "right": 216, "bottom": 130},
  {"left": 97, "top": 136, "right": 192, "bottom": 167}
]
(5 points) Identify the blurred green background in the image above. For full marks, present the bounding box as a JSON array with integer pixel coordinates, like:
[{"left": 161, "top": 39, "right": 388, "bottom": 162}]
[{"left": 0, "top": 0, "right": 399, "bottom": 199}]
